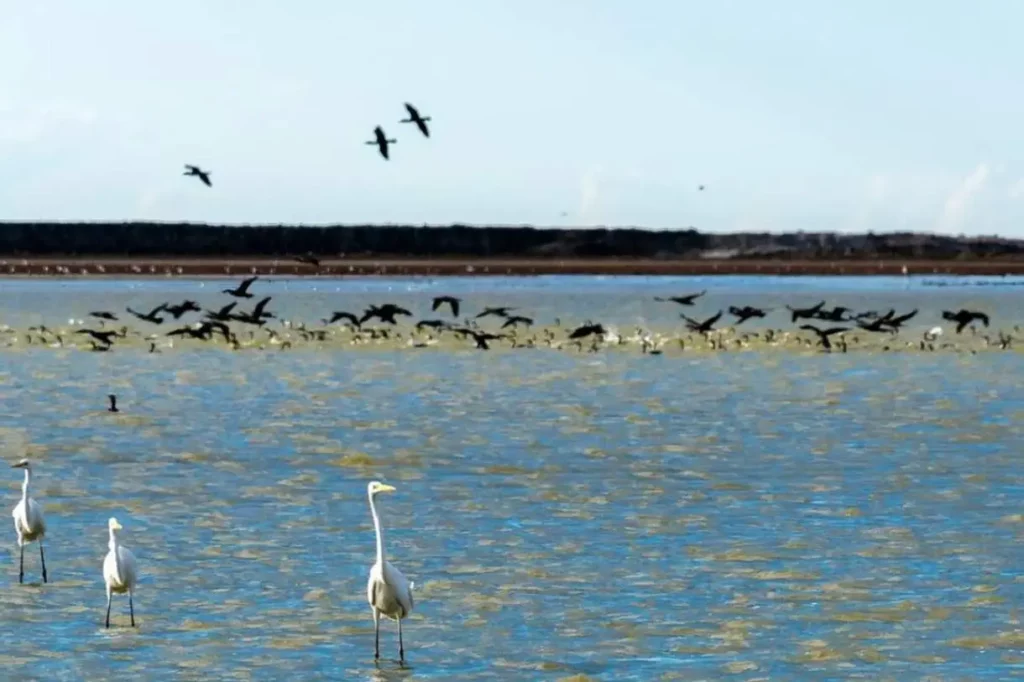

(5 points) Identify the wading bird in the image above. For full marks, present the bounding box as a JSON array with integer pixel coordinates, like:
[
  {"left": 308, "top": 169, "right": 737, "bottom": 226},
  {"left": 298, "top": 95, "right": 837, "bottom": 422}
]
[
  {"left": 108, "top": 394, "right": 119, "bottom": 413},
  {"left": 399, "top": 102, "right": 431, "bottom": 138},
  {"left": 103, "top": 517, "right": 138, "bottom": 628},
  {"left": 183, "top": 164, "right": 212, "bottom": 187},
  {"left": 366, "top": 481, "right": 414, "bottom": 662},
  {"left": 11, "top": 459, "right": 47, "bottom": 584},
  {"left": 366, "top": 126, "right": 397, "bottom": 160}
]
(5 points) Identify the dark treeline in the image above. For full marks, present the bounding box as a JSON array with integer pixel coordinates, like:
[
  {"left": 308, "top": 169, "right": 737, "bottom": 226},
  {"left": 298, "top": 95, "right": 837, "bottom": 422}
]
[{"left": 0, "top": 222, "right": 1022, "bottom": 260}]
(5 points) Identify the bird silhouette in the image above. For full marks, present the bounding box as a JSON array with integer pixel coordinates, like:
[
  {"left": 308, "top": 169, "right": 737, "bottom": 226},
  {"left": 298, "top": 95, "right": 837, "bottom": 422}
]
[
  {"left": 183, "top": 165, "right": 212, "bottom": 187},
  {"left": 223, "top": 276, "right": 258, "bottom": 299},
  {"left": 431, "top": 296, "right": 460, "bottom": 318},
  {"left": 942, "top": 309, "right": 990, "bottom": 334},
  {"left": 655, "top": 291, "right": 706, "bottom": 306},
  {"left": 399, "top": 102, "right": 431, "bottom": 137},
  {"left": 366, "top": 126, "right": 397, "bottom": 160},
  {"left": 800, "top": 324, "right": 847, "bottom": 351}
]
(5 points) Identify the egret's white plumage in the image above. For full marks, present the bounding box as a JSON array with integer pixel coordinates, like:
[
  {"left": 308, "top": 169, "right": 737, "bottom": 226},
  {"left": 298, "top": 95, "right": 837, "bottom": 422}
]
[
  {"left": 103, "top": 517, "right": 138, "bottom": 628},
  {"left": 11, "top": 458, "right": 47, "bottom": 583},
  {"left": 366, "top": 480, "right": 415, "bottom": 662}
]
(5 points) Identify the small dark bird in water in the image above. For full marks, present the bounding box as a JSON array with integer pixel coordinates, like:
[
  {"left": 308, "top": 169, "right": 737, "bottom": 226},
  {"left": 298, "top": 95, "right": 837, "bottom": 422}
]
[
  {"left": 107, "top": 394, "right": 119, "bottom": 413},
  {"left": 800, "top": 324, "right": 847, "bottom": 351},
  {"left": 942, "top": 309, "right": 990, "bottom": 334},
  {"left": 361, "top": 303, "right": 413, "bottom": 325},
  {"left": 223, "top": 276, "right": 258, "bottom": 299},
  {"left": 568, "top": 322, "right": 606, "bottom": 340},
  {"left": 324, "top": 311, "right": 361, "bottom": 327},
  {"left": 399, "top": 102, "right": 432, "bottom": 138},
  {"left": 682, "top": 310, "right": 723, "bottom": 334},
  {"left": 366, "top": 126, "right": 397, "bottom": 160},
  {"left": 475, "top": 306, "right": 515, "bottom": 319},
  {"left": 183, "top": 164, "right": 212, "bottom": 187},
  {"left": 90, "top": 311, "right": 118, "bottom": 321},
  {"left": 432, "top": 296, "right": 461, "bottom": 318},
  {"left": 654, "top": 291, "right": 706, "bottom": 306},
  {"left": 164, "top": 300, "right": 201, "bottom": 319},
  {"left": 502, "top": 315, "right": 534, "bottom": 330},
  {"left": 728, "top": 305, "right": 769, "bottom": 325},
  {"left": 787, "top": 300, "right": 826, "bottom": 323},
  {"left": 126, "top": 304, "right": 167, "bottom": 324},
  {"left": 294, "top": 253, "right": 321, "bottom": 268}
]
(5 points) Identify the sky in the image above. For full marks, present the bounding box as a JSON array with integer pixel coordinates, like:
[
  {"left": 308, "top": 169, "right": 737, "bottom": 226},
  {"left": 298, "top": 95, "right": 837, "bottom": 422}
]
[{"left": 1, "top": 0, "right": 1023, "bottom": 236}]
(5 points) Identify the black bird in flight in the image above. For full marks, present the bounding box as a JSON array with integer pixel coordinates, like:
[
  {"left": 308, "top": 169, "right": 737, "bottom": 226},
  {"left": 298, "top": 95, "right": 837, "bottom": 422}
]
[
  {"left": 942, "top": 309, "right": 990, "bottom": 334},
  {"left": 76, "top": 329, "right": 119, "bottom": 346},
  {"left": 231, "top": 297, "right": 274, "bottom": 326},
  {"left": 415, "top": 319, "right": 449, "bottom": 331},
  {"left": 108, "top": 394, "right": 119, "bottom": 413},
  {"left": 399, "top": 102, "right": 432, "bottom": 138},
  {"left": 183, "top": 164, "right": 212, "bottom": 187},
  {"left": 204, "top": 302, "right": 238, "bottom": 322},
  {"left": 787, "top": 300, "right": 825, "bottom": 323},
  {"left": 878, "top": 309, "right": 918, "bottom": 332},
  {"left": 223, "top": 276, "right": 258, "bottom": 299},
  {"left": 324, "top": 311, "right": 361, "bottom": 327},
  {"left": 454, "top": 328, "right": 504, "bottom": 350},
  {"left": 728, "top": 305, "right": 768, "bottom": 325},
  {"left": 165, "top": 300, "right": 201, "bottom": 319},
  {"left": 126, "top": 303, "right": 167, "bottom": 324},
  {"left": 682, "top": 310, "right": 723, "bottom": 334},
  {"left": 361, "top": 303, "right": 413, "bottom": 325},
  {"left": 294, "top": 253, "right": 321, "bottom": 268},
  {"left": 501, "top": 315, "right": 534, "bottom": 330},
  {"left": 568, "top": 322, "right": 606, "bottom": 340},
  {"left": 475, "top": 306, "right": 515, "bottom": 319},
  {"left": 432, "top": 296, "right": 460, "bottom": 318},
  {"left": 366, "top": 126, "right": 397, "bottom": 160},
  {"left": 800, "top": 324, "right": 847, "bottom": 351},
  {"left": 655, "top": 291, "right": 706, "bottom": 306},
  {"left": 90, "top": 311, "right": 118, "bottom": 321}
]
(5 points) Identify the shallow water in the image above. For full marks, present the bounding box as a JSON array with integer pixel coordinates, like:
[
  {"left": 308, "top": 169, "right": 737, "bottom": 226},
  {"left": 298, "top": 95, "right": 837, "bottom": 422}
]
[{"left": 0, "top": 276, "right": 1021, "bottom": 680}]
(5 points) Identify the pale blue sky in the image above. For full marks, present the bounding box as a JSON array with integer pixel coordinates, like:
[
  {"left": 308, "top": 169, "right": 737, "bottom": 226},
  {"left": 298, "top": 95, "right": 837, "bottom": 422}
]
[{"left": 2, "top": 1, "right": 1023, "bottom": 235}]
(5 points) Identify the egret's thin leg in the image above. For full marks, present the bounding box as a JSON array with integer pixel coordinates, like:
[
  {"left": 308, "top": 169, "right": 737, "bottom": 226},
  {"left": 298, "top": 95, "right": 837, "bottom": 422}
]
[
  {"left": 129, "top": 592, "right": 135, "bottom": 627},
  {"left": 398, "top": 617, "right": 405, "bottom": 662},
  {"left": 373, "top": 610, "right": 380, "bottom": 660},
  {"left": 105, "top": 593, "right": 112, "bottom": 628},
  {"left": 39, "top": 541, "right": 47, "bottom": 583},
  {"left": 18, "top": 543, "right": 24, "bottom": 584}
]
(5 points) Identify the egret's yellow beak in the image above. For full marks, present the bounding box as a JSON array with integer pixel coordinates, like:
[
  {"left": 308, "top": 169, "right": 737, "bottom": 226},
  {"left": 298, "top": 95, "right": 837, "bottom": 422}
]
[
  {"left": 378, "top": 484, "right": 396, "bottom": 493},
  {"left": 109, "top": 519, "right": 123, "bottom": 531}
]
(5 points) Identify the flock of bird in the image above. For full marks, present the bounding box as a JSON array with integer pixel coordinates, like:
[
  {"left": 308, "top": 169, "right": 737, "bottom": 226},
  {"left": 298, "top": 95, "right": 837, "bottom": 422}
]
[
  {"left": 14, "top": 277, "right": 1011, "bottom": 356},
  {"left": 182, "top": 102, "right": 430, "bottom": 184},
  {"left": 11, "top": 458, "right": 415, "bottom": 661}
]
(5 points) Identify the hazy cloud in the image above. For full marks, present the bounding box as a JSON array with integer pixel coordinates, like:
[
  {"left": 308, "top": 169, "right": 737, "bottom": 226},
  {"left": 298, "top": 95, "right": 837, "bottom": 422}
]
[{"left": 938, "top": 163, "right": 989, "bottom": 233}]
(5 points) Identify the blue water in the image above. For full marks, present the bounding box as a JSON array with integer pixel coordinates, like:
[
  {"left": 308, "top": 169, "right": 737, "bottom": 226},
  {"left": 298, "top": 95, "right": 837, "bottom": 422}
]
[{"left": 0, "top": 276, "right": 1020, "bottom": 680}]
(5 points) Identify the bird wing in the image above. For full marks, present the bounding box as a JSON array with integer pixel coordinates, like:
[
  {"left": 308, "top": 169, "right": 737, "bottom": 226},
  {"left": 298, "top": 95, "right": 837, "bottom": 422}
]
[{"left": 404, "top": 102, "right": 418, "bottom": 118}]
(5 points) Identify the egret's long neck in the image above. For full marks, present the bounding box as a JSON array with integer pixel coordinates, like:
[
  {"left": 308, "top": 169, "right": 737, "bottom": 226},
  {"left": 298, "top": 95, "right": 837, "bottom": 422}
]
[
  {"left": 21, "top": 468, "right": 30, "bottom": 500},
  {"left": 369, "top": 494, "right": 386, "bottom": 565},
  {"left": 108, "top": 529, "right": 122, "bottom": 578}
]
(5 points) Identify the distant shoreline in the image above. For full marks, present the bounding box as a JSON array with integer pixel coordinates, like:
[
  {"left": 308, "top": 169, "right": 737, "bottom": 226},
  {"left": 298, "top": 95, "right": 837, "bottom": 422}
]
[{"left": 2, "top": 257, "right": 1024, "bottom": 277}]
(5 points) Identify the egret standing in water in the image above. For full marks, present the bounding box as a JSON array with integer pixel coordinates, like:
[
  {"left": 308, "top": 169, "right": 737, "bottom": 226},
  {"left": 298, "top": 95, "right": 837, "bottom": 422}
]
[
  {"left": 11, "top": 459, "right": 47, "bottom": 583},
  {"left": 366, "top": 481, "right": 415, "bottom": 662},
  {"left": 103, "top": 517, "right": 138, "bottom": 628}
]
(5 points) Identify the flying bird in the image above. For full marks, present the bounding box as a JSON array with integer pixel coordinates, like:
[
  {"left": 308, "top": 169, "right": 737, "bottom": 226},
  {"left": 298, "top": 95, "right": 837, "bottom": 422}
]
[
  {"left": 654, "top": 291, "right": 706, "bottom": 306},
  {"left": 223, "top": 276, "right": 259, "bottom": 299},
  {"left": 183, "top": 164, "right": 212, "bottom": 187},
  {"left": 800, "top": 324, "right": 848, "bottom": 351},
  {"left": 366, "top": 481, "right": 415, "bottom": 662},
  {"left": 431, "top": 296, "right": 460, "bottom": 318},
  {"left": 399, "top": 102, "right": 432, "bottom": 138},
  {"left": 366, "top": 126, "right": 397, "bottom": 160},
  {"left": 103, "top": 517, "right": 138, "bottom": 628},
  {"left": 11, "top": 459, "right": 47, "bottom": 584},
  {"left": 942, "top": 309, "right": 990, "bottom": 334}
]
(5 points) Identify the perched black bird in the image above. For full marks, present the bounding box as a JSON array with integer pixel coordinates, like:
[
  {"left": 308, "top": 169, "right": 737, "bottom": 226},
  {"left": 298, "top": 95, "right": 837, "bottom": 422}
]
[
  {"left": 324, "top": 311, "right": 361, "bottom": 327},
  {"left": 501, "top": 315, "right": 534, "bottom": 330},
  {"left": 682, "top": 310, "right": 723, "bottom": 334},
  {"left": 568, "top": 322, "right": 606, "bottom": 340},
  {"left": 183, "top": 164, "right": 212, "bottom": 187},
  {"left": 942, "top": 309, "right": 990, "bottom": 334},
  {"left": 108, "top": 394, "right": 119, "bottom": 413},
  {"left": 800, "top": 324, "right": 847, "bottom": 351},
  {"left": 475, "top": 306, "right": 515, "bottom": 319},
  {"left": 361, "top": 303, "right": 413, "bottom": 325},
  {"left": 366, "top": 126, "right": 397, "bottom": 160},
  {"left": 654, "top": 291, "right": 706, "bottom": 306},
  {"left": 399, "top": 102, "right": 432, "bottom": 138},
  {"left": 223, "top": 276, "right": 259, "bottom": 299},
  {"left": 431, "top": 296, "right": 461, "bottom": 318},
  {"left": 787, "top": 301, "right": 826, "bottom": 323},
  {"left": 728, "top": 305, "right": 768, "bottom": 325},
  {"left": 126, "top": 304, "right": 167, "bottom": 324}
]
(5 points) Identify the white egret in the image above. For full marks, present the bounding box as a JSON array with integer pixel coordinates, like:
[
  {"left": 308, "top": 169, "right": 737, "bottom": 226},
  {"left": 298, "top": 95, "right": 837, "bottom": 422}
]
[
  {"left": 366, "top": 481, "right": 415, "bottom": 662},
  {"left": 11, "top": 459, "right": 47, "bottom": 583},
  {"left": 103, "top": 517, "right": 138, "bottom": 628}
]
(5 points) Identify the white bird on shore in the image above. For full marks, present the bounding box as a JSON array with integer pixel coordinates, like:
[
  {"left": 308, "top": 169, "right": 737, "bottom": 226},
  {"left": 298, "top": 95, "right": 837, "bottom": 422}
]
[
  {"left": 924, "top": 326, "right": 943, "bottom": 342},
  {"left": 11, "top": 459, "right": 47, "bottom": 584},
  {"left": 103, "top": 517, "right": 138, "bottom": 628},
  {"left": 366, "top": 481, "right": 415, "bottom": 662}
]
